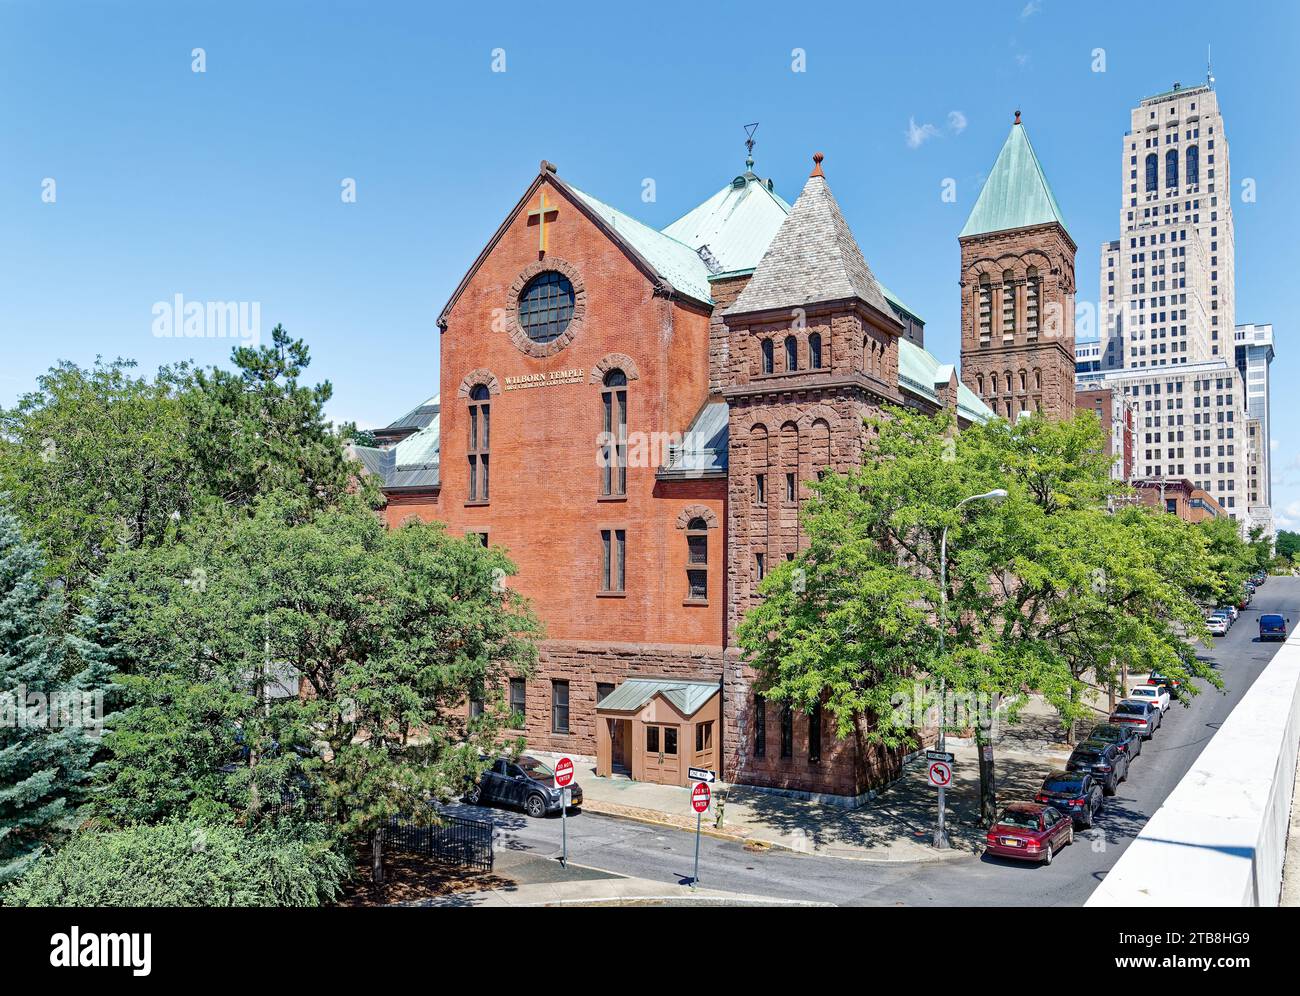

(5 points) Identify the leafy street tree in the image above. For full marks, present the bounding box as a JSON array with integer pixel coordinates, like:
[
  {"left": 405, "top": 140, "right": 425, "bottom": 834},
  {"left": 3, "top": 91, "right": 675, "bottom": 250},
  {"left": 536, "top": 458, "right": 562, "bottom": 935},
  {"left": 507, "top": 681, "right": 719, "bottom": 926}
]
[
  {"left": 0, "top": 507, "right": 114, "bottom": 884},
  {"left": 738, "top": 409, "right": 1222, "bottom": 826},
  {"left": 94, "top": 496, "right": 540, "bottom": 881},
  {"left": 0, "top": 327, "right": 377, "bottom": 611},
  {"left": 1275, "top": 530, "right": 1300, "bottom": 564}
]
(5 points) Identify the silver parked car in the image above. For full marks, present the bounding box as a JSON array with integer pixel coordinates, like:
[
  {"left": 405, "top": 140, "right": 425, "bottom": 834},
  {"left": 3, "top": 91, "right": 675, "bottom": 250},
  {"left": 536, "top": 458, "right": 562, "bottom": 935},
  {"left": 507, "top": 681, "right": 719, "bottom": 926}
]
[{"left": 1108, "top": 699, "right": 1161, "bottom": 739}]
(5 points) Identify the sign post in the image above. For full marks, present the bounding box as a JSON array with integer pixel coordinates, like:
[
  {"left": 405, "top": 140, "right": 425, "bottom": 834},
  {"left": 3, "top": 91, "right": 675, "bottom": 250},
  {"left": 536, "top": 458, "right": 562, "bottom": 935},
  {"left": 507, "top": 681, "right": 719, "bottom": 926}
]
[
  {"left": 690, "top": 779, "right": 711, "bottom": 888},
  {"left": 554, "top": 756, "right": 574, "bottom": 868}
]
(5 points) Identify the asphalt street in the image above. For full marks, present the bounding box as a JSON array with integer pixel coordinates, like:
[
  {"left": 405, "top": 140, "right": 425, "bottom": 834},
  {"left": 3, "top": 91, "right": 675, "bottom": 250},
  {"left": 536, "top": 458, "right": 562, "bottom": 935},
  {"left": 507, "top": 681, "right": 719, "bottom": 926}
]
[{"left": 451, "top": 576, "right": 1299, "bottom": 906}]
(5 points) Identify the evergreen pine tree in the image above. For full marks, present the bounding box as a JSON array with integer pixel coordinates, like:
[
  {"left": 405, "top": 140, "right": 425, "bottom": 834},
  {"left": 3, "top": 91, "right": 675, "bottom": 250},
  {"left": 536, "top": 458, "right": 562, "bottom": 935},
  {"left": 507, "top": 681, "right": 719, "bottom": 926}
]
[{"left": 0, "top": 506, "right": 111, "bottom": 884}]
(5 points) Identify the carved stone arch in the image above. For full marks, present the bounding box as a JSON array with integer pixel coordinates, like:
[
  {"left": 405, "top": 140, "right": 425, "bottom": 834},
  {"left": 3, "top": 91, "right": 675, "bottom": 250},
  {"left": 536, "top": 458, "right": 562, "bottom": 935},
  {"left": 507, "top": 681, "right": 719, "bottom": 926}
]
[
  {"left": 796, "top": 403, "right": 841, "bottom": 432},
  {"left": 457, "top": 368, "right": 501, "bottom": 397},
  {"left": 589, "top": 353, "right": 641, "bottom": 384},
  {"left": 675, "top": 505, "right": 720, "bottom": 530}
]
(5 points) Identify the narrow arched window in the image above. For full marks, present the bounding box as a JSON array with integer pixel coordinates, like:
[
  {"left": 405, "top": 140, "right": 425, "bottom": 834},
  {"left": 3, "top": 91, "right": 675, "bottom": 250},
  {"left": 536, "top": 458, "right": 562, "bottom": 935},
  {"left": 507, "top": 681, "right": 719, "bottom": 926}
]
[
  {"left": 1025, "top": 266, "right": 1040, "bottom": 339},
  {"left": 990, "top": 372, "right": 999, "bottom": 394},
  {"left": 1145, "top": 153, "right": 1158, "bottom": 192},
  {"left": 760, "top": 338, "right": 774, "bottom": 375},
  {"left": 601, "top": 369, "right": 627, "bottom": 496},
  {"left": 808, "top": 332, "right": 822, "bottom": 370},
  {"left": 467, "top": 384, "right": 490, "bottom": 502},
  {"left": 685, "top": 517, "right": 708, "bottom": 602},
  {"left": 1165, "top": 148, "right": 1178, "bottom": 188},
  {"left": 1001, "top": 270, "right": 1016, "bottom": 337},
  {"left": 785, "top": 336, "right": 798, "bottom": 372},
  {"left": 1186, "top": 145, "right": 1199, "bottom": 186},
  {"left": 978, "top": 274, "right": 992, "bottom": 343}
]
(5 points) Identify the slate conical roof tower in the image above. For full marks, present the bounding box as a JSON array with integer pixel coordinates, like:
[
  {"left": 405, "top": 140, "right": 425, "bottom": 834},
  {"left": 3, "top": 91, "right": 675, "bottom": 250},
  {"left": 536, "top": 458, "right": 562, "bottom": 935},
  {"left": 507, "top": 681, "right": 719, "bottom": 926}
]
[
  {"left": 958, "top": 112, "right": 1078, "bottom": 423},
  {"left": 720, "top": 153, "right": 907, "bottom": 638}
]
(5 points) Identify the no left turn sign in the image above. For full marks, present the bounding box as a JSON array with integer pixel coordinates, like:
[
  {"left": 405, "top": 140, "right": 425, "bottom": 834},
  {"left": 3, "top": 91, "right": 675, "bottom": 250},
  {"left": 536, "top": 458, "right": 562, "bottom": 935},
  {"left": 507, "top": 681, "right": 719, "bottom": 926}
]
[{"left": 928, "top": 760, "right": 953, "bottom": 788}]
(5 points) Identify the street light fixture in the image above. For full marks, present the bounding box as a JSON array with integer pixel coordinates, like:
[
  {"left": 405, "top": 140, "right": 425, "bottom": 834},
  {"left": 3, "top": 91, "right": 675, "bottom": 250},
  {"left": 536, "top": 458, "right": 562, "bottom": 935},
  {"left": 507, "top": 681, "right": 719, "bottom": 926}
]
[{"left": 934, "top": 487, "right": 1007, "bottom": 850}]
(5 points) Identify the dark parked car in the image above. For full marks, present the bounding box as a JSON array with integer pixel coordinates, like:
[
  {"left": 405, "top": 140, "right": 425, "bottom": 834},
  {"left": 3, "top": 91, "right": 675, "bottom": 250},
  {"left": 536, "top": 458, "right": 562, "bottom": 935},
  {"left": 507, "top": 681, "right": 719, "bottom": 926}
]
[
  {"left": 1146, "top": 671, "right": 1181, "bottom": 699},
  {"left": 1108, "top": 699, "right": 1161, "bottom": 739},
  {"left": 1081, "top": 722, "right": 1142, "bottom": 760},
  {"left": 1260, "top": 614, "right": 1289, "bottom": 642},
  {"left": 1036, "top": 771, "right": 1104, "bottom": 828},
  {"left": 466, "top": 755, "right": 583, "bottom": 818},
  {"left": 984, "top": 803, "right": 1075, "bottom": 865},
  {"left": 1066, "top": 741, "right": 1129, "bottom": 794}
]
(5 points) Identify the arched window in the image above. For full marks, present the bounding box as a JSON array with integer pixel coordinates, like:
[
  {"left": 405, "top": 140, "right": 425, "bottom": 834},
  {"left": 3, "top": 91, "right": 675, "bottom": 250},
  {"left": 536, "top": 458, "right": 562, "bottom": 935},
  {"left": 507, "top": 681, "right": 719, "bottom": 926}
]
[
  {"left": 1186, "top": 145, "right": 1199, "bottom": 186},
  {"left": 1018, "top": 370, "right": 1027, "bottom": 392},
  {"left": 976, "top": 373, "right": 984, "bottom": 394},
  {"left": 467, "top": 384, "right": 490, "bottom": 502},
  {"left": 1165, "top": 148, "right": 1178, "bottom": 189},
  {"left": 1025, "top": 266, "right": 1040, "bottom": 339},
  {"left": 601, "top": 369, "right": 627, "bottom": 496},
  {"left": 1033, "top": 368, "right": 1042, "bottom": 390},
  {"left": 1145, "top": 153, "right": 1158, "bottom": 192},
  {"left": 784, "top": 336, "right": 798, "bottom": 372},
  {"left": 990, "top": 372, "right": 999, "bottom": 394},
  {"left": 1001, "top": 270, "right": 1016, "bottom": 337},
  {"left": 978, "top": 274, "right": 993, "bottom": 343},
  {"left": 808, "top": 332, "right": 822, "bottom": 370},
  {"left": 761, "top": 338, "right": 774, "bottom": 375},
  {"left": 685, "top": 517, "right": 708, "bottom": 602}
]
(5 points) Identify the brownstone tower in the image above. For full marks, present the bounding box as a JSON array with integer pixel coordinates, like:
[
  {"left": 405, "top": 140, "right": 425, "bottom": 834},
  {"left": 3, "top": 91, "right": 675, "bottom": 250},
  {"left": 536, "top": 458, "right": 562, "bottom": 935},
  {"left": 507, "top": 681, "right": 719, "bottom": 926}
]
[
  {"left": 959, "top": 113, "right": 1076, "bottom": 420},
  {"left": 721, "top": 153, "right": 906, "bottom": 640}
]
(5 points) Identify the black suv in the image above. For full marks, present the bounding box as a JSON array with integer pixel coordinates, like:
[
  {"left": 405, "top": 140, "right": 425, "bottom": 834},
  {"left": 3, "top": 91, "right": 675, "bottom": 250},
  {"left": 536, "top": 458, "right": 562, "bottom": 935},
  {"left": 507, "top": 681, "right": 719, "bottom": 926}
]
[
  {"left": 1036, "top": 770, "right": 1105, "bottom": 828},
  {"left": 1080, "top": 722, "right": 1142, "bottom": 760},
  {"left": 1066, "top": 741, "right": 1129, "bottom": 795},
  {"left": 466, "top": 755, "right": 583, "bottom": 818}
]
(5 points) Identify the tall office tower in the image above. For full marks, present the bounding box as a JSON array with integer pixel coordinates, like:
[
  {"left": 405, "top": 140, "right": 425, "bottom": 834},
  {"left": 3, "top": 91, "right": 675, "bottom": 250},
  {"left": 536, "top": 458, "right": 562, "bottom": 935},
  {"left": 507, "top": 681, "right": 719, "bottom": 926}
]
[
  {"left": 1078, "top": 78, "right": 1265, "bottom": 529},
  {"left": 1114, "top": 80, "right": 1234, "bottom": 365},
  {"left": 1236, "top": 322, "right": 1276, "bottom": 536}
]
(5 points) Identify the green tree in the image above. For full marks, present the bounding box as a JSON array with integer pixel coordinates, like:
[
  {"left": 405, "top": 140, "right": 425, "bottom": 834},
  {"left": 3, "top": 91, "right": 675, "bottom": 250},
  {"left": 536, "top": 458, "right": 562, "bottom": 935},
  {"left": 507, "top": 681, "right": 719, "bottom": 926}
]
[
  {"left": 0, "top": 507, "right": 113, "bottom": 883},
  {"left": 738, "top": 409, "right": 1221, "bottom": 826},
  {"left": 3, "top": 819, "right": 349, "bottom": 907},
  {"left": 1275, "top": 530, "right": 1300, "bottom": 562},
  {"left": 0, "top": 328, "right": 377, "bottom": 610},
  {"left": 94, "top": 496, "right": 539, "bottom": 881}
]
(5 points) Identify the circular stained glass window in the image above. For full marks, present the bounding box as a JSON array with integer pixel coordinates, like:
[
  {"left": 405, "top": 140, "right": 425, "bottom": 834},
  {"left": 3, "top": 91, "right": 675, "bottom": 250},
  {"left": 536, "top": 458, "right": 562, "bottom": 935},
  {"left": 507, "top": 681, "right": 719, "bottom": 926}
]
[{"left": 517, "top": 271, "right": 575, "bottom": 344}]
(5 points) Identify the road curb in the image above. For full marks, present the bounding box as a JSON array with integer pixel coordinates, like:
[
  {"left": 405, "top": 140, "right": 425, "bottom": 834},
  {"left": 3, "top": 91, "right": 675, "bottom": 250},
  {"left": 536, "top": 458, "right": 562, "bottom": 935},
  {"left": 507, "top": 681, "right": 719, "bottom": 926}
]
[{"left": 578, "top": 799, "right": 976, "bottom": 864}]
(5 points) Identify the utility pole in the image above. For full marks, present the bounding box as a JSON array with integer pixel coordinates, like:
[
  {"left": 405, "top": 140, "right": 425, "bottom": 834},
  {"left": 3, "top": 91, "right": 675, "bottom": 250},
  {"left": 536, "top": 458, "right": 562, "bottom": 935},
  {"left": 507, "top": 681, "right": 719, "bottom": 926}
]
[{"left": 934, "top": 488, "right": 1007, "bottom": 848}]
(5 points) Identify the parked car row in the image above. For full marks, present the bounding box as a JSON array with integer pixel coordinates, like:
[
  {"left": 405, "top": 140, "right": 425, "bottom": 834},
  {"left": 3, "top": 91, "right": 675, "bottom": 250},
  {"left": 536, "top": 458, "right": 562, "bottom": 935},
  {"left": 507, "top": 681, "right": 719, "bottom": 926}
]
[{"left": 985, "top": 678, "right": 1175, "bottom": 865}]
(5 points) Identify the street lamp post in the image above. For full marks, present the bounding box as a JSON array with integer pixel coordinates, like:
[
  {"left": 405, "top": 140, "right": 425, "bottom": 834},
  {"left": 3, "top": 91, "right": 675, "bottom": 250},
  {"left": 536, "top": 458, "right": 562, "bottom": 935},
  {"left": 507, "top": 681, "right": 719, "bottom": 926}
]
[{"left": 934, "top": 488, "right": 1007, "bottom": 850}]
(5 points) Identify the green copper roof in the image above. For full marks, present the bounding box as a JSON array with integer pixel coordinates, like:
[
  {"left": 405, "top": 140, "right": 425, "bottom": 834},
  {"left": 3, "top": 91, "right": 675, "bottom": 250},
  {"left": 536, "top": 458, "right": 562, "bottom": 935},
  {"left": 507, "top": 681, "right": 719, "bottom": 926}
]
[
  {"left": 960, "top": 123, "right": 1070, "bottom": 240},
  {"left": 568, "top": 185, "right": 715, "bottom": 305},
  {"left": 661, "top": 173, "right": 792, "bottom": 274},
  {"left": 898, "top": 340, "right": 994, "bottom": 424},
  {"left": 595, "top": 678, "right": 719, "bottom": 717}
]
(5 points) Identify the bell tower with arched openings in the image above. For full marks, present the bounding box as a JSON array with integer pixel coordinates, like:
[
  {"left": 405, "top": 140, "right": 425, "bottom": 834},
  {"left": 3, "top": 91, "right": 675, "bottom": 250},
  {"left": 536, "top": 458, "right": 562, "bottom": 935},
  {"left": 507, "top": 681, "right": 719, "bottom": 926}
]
[{"left": 959, "top": 111, "right": 1077, "bottom": 421}]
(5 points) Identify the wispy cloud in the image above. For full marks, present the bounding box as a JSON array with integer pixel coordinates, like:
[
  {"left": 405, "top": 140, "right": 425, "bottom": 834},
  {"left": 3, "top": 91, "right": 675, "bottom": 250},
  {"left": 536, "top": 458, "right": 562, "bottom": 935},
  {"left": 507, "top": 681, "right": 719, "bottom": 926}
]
[
  {"left": 905, "top": 116, "right": 940, "bottom": 149},
  {"left": 1015, "top": 52, "right": 1031, "bottom": 68},
  {"left": 1021, "top": 0, "right": 1042, "bottom": 17},
  {"left": 947, "top": 110, "right": 968, "bottom": 134}
]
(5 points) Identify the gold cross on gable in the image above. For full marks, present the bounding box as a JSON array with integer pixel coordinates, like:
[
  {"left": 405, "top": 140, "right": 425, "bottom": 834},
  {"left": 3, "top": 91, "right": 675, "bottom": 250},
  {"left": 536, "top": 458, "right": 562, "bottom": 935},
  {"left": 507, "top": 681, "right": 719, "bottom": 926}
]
[{"left": 527, "top": 190, "right": 558, "bottom": 254}]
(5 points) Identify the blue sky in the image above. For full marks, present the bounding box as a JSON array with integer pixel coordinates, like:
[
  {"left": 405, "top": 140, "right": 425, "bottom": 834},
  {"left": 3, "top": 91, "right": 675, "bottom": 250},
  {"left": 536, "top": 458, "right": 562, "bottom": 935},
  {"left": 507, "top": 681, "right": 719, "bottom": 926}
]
[{"left": 3, "top": 1, "right": 1298, "bottom": 526}]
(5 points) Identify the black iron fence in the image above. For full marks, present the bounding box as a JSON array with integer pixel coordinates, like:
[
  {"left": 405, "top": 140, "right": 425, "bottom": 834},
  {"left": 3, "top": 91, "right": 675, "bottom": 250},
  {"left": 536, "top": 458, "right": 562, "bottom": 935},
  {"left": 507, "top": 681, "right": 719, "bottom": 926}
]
[{"left": 270, "top": 795, "right": 493, "bottom": 873}]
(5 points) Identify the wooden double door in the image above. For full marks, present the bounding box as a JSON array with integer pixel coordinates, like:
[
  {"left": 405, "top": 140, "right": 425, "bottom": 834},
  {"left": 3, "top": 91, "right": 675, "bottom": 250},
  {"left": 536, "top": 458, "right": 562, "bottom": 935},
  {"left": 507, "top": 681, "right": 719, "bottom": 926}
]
[{"left": 643, "top": 723, "right": 680, "bottom": 784}]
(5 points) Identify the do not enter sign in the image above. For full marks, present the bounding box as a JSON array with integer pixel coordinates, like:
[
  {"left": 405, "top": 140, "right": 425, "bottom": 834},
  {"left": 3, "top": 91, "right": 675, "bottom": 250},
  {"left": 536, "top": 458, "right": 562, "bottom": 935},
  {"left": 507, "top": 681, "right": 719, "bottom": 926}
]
[
  {"left": 691, "top": 781, "right": 711, "bottom": 813},
  {"left": 928, "top": 761, "right": 952, "bottom": 788},
  {"left": 554, "top": 756, "right": 575, "bottom": 788}
]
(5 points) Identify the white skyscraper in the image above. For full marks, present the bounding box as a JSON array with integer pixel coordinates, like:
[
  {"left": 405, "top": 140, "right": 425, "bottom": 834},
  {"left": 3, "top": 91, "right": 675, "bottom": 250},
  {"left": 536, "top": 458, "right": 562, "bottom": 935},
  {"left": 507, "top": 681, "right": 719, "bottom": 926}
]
[{"left": 1078, "top": 77, "right": 1272, "bottom": 533}]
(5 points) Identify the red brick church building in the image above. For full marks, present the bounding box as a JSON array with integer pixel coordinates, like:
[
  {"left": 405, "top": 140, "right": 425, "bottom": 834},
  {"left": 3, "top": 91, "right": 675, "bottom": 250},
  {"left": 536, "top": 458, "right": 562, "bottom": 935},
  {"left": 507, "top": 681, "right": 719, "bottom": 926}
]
[{"left": 355, "top": 132, "right": 1075, "bottom": 804}]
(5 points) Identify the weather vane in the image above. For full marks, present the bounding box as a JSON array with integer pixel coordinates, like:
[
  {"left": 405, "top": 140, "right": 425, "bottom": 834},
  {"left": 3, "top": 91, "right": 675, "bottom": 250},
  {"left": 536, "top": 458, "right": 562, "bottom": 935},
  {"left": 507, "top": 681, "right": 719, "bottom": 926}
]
[{"left": 744, "top": 122, "right": 759, "bottom": 170}]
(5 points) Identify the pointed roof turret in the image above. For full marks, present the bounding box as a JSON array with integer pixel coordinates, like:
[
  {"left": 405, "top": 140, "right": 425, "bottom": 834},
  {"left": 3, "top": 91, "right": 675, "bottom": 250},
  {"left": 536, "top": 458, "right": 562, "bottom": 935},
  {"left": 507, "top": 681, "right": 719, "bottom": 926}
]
[
  {"left": 960, "top": 113, "right": 1071, "bottom": 240},
  {"left": 728, "top": 152, "right": 890, "bottom": 315}
]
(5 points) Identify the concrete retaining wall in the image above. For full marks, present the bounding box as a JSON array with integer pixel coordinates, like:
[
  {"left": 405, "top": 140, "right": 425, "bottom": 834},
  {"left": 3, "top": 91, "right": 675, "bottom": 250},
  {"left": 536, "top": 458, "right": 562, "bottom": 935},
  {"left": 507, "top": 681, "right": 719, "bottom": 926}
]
[{"left": 1087, "top": 630, "right": 1300, "bottom": 906}]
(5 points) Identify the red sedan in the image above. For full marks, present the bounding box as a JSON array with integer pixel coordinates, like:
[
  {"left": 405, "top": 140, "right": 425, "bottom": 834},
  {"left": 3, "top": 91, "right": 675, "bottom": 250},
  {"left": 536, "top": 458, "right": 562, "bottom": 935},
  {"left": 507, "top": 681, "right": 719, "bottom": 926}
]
[{"left": 984, "top": 803, "right": 1075, "bottom": 865}]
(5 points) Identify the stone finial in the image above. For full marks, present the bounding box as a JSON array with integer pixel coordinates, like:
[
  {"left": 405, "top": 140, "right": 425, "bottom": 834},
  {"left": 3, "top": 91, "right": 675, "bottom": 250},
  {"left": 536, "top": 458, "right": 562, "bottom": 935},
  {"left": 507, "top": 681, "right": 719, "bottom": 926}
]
[
  {"left": 540, "top": 160, "right": 558, "bottom": 173},
  {"left": 810, "top": 151, "right": 825, "bottom": 177},
  {"left": 1014, "top": 109, "right": 1021, "bottom": 125}
]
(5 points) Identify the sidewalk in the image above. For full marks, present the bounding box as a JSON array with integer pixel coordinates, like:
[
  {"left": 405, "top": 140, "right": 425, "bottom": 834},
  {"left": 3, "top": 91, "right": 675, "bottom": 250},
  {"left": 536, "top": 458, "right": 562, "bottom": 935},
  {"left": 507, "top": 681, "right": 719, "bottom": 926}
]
[
  {"left": 401, "top": 849, "right": 826, "bottom": 907},
  {"left": 560, "top": 728, "right": 1071, "bottom": 863}
]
